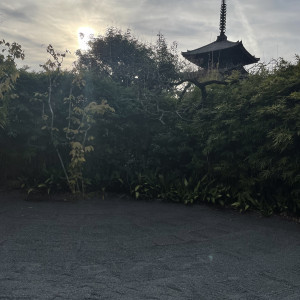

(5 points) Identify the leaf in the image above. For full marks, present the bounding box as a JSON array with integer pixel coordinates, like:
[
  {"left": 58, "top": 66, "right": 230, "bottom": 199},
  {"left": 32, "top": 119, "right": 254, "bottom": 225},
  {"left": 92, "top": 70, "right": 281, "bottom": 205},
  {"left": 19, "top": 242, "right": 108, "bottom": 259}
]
[
  {"left": 231, "top": 202, "right": 241, "bottom": 208},
  {"left": 84, "top": 145, "right": 94, "bottom": 152},
  {"left": 71, "top": 142, "right": 83, "bottom": 149},
  {"left": 184, "top": 178, "right": 188, "bottom": 187},
  {"left": 37, "top": 184, "right": 47, "bottom": 188},
  {"left": 27, "top": 188, "right": 35, "bottom": 195}
]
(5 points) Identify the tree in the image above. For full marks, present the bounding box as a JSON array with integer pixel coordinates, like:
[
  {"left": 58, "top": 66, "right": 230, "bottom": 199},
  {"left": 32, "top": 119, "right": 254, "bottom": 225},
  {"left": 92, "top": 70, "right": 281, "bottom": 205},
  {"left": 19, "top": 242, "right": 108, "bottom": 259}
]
[
  {"left": 0, "top": 39, "right": 24, "bottom": 129},
  {"left": 77, "top": 27, "right": 181, "bottom": 92},
  {"left": 30, "top": 45, "right": 114, "bottom": 195}
]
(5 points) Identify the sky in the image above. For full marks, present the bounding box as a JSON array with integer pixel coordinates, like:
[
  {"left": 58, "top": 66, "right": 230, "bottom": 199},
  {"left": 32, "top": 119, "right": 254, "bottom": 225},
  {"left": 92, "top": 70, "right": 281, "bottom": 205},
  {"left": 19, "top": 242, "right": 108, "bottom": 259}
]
[{"left": 0, "top": 0, "right": 299, "bottom": 71}]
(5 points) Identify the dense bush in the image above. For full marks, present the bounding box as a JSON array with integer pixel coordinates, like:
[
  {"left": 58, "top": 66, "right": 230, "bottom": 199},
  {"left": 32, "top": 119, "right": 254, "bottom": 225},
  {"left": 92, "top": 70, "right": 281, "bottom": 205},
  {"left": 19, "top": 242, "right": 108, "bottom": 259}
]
[
  {"left": 181, "top": 60, "right": 300, "bottom": 215},
  {"left": 0, "top": 31, "right": 299, "bottom": 216}
]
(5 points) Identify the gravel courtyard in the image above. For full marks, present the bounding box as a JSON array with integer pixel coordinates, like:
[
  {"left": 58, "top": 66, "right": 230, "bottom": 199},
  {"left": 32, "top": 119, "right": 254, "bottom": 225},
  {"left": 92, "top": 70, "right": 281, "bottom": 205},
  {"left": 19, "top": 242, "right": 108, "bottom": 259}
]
[{"left": 0, "top": 191, "right": 299, "bottom": 299}]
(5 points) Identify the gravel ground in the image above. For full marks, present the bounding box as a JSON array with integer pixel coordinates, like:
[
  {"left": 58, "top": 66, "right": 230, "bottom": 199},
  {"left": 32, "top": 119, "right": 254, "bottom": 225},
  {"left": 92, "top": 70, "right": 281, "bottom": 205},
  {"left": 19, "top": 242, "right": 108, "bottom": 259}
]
[{"left": 0, "top": 191, "right": 299, "bottom": 300}]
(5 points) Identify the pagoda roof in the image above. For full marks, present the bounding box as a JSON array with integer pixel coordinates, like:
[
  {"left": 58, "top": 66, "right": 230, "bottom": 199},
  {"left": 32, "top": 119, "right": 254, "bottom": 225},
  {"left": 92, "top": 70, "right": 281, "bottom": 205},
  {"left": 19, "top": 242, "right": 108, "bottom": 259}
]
[
  {"left": 183, "top": 39, "right": 239, "bottom": 55},
  {"left": 182, "top": 37, "right": 259, "bottom": 69}
]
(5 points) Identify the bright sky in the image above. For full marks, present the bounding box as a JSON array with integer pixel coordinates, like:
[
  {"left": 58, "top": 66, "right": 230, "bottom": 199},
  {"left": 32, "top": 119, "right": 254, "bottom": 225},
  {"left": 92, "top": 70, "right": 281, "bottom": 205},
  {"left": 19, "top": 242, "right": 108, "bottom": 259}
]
[{"left": 0, "top": 0, "right": 299, "bottom": 71}]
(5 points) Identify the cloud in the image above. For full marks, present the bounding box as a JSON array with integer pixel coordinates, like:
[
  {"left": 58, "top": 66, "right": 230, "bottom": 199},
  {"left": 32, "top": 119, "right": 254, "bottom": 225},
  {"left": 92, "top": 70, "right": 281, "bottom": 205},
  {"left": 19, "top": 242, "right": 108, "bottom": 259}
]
[
  {"left": 0, "top": 2, "right": 38, "bottom": 22},
  {"left": 230, "top": 0, "right": 260, "bottom": 55}
]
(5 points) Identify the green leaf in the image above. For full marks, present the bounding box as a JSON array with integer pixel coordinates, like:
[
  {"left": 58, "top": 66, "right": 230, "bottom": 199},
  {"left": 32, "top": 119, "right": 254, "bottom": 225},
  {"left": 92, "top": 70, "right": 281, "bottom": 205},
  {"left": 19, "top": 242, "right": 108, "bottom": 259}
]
[
  {"left": 27, "top": 188, "right": 35, "bottom": 195},
  {"left": 37, "top": 184, "right": 47, "bottom": 188},
  {"left": 231, "top": 202, "right": 241, "bottom": 208},
  {"left": 184, "top": 178, "right": 188, "bottom": 187}
]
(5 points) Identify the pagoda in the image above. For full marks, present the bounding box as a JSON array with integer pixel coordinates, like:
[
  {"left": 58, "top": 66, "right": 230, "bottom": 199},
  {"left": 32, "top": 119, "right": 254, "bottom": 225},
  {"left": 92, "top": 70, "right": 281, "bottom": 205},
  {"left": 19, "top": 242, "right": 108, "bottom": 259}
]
[{"left": 182, "top": 0, "right": 259, "bottom": 72}]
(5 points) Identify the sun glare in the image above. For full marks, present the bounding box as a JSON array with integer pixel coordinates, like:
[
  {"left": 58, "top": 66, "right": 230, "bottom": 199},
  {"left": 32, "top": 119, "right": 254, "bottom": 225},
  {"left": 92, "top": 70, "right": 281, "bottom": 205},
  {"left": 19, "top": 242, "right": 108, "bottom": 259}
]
[{"left": 77, "top": 27, "right": 95, "bottom": 51}]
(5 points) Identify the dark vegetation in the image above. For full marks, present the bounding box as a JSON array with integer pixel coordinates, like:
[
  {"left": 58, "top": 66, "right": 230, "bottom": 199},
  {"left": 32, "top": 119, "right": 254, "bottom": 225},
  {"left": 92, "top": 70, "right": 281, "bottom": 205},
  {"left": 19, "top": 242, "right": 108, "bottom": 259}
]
[{"left": 0, "top": 29, "right": 299, "bottom": 216}]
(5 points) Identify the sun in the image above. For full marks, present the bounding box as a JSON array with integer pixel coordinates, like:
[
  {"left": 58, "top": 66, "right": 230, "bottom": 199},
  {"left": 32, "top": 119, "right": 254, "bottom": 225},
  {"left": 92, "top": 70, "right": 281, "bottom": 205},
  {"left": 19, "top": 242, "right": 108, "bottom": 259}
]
[{"left": 77, "top": 27, "right": 95, "bottom": 51}]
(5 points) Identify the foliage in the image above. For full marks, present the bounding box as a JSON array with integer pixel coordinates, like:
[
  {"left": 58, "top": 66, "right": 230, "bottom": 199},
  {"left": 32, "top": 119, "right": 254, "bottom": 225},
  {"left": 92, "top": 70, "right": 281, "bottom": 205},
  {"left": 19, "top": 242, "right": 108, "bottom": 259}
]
[
  {"left": 34, "top": 45, "right": 114, "bottom": 195},
  {"left": 77, "top": 28, "right": 182, "bottom": 122},
  {"left": 0, "top": 30, "right": 299, "bottom": 217},
  {"left": 115, "top": 57, "right": 300, "bottom": 216},
  {"left": 77, "top": 27, "right": 181, "bottom": 91},
  {"left": 0, "top": 40, "right": 24, "bottom": 129},
  {"left": 181, "top": 58, "right": 300, "bottom": 215}
]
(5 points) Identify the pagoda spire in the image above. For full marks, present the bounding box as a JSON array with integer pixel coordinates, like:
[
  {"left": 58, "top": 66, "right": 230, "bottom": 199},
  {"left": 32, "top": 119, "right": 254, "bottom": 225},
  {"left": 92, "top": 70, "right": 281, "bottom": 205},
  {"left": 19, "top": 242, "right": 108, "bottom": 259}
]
[{"left": 217, "top": 0, "right": 227, "bottom": 41}]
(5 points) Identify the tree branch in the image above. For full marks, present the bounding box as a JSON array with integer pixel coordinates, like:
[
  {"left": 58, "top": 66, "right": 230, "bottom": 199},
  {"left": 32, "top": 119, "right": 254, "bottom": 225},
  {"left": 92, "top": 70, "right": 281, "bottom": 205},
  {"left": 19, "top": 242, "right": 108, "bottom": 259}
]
[{"left": 174, "top": 77, "right": 228, "bottom": 102}]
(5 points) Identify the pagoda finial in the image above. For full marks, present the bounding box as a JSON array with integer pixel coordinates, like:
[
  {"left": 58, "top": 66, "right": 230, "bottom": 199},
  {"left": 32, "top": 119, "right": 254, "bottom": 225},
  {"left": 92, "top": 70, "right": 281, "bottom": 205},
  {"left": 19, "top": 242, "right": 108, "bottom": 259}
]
[{"left": 217, "top": 0, "right": 227, "bottom": 41}]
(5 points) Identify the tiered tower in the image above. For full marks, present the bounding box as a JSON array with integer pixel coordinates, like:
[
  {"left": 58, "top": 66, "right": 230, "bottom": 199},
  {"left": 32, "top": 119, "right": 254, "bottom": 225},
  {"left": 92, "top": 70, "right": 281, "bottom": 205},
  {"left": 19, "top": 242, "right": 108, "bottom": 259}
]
[{"left": 182, "top": 0, "right": 259, "bottom": 72}]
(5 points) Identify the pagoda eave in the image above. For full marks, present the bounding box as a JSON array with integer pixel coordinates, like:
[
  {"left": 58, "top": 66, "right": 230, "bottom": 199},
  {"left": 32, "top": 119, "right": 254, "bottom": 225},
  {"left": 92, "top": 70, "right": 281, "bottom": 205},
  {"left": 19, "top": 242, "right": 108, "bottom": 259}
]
[{"left": 182, "top": 40, "right": 259, "bottom": 69}]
